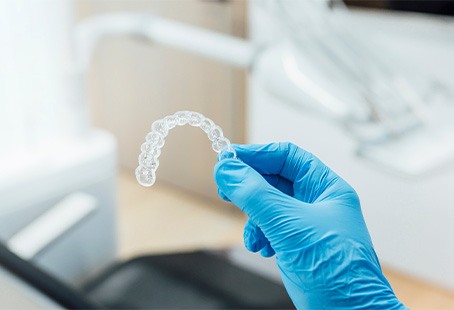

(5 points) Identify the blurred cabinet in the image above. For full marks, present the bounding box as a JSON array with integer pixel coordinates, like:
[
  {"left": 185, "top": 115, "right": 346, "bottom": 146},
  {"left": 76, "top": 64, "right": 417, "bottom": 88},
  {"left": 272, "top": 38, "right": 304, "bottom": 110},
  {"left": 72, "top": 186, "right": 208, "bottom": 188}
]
[
  {"left": 0, "top": 131, "right": 117, "bottom": 286},
  {"left": 76, "top": 0, "right": 247, "bottom": 200}
]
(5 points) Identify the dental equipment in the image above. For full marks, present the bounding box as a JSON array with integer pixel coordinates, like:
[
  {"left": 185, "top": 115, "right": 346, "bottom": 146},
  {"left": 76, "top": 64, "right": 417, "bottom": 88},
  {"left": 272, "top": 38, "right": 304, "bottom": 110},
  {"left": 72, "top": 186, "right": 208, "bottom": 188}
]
[
  {"left": 76, "top": 5, "right": 454, "bottom": 177},
  {"left": 136, "top": 111, "right": 236, "bottom": 187}
]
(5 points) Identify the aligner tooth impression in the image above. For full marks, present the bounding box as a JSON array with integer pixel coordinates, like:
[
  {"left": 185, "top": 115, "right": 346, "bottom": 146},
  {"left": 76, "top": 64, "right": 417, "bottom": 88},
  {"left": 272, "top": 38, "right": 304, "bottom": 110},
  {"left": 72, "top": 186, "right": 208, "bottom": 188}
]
[{"left": 136, "top": 111, "right": 236, "bottom": 187}]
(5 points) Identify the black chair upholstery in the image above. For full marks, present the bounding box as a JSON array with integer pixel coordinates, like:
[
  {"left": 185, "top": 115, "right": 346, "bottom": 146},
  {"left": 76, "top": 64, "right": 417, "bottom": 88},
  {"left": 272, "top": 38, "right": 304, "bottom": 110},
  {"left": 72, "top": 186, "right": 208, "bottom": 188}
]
[
  {"left": 83, "top": 251, "right": 295, "bottom": 309},
  {"left": 0, "top": 242, "right": 294, "bottom": 309}
]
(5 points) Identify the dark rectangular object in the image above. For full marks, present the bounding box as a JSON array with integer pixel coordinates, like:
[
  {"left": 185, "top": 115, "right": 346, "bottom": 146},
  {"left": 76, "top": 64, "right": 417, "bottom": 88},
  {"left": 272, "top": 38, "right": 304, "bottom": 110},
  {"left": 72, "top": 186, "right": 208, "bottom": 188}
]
[{"left": 84, "top": 251, "right": 295, "bottom": 309}]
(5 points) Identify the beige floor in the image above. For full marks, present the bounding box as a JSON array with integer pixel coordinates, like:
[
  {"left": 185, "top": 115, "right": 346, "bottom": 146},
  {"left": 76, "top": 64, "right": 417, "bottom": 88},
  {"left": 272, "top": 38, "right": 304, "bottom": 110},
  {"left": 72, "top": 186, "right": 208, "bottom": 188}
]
[
  {"left": 118, "top": 171, "right": 454, "bottom": 309},
  {"left": 117, "top": 171, "right": 245, "bottom": 259}
]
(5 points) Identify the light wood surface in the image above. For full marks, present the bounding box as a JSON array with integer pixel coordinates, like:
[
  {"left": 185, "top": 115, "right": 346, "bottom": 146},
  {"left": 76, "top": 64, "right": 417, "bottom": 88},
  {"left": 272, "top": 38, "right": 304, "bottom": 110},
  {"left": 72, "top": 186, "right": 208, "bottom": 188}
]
[
  {"left": 117, "top": 170, "right": 245, "bottom": 260},
  {"left": 383, "top": 267, "right": 454, "bottom": 309},
  {"left": 117, "top": 171, "right": 454, "bottom": 309}
]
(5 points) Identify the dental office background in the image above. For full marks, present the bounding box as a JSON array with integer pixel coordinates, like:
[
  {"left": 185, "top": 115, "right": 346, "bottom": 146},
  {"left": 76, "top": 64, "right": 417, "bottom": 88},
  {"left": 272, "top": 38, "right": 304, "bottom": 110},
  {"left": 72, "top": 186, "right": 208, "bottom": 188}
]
[{"left": 1, "top": 0, "right": 453, "bottom": 303}]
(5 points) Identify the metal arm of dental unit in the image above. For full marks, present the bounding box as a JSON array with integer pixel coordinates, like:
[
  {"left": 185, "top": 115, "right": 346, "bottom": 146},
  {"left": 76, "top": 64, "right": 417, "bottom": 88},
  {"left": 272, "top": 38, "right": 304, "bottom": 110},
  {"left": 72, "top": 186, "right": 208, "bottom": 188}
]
[
  {"left": 76, "top": 13, "right": 360, "bottom": 122},
  {"left": 75, "top": 11, "right": 454, "bottom": 176}
]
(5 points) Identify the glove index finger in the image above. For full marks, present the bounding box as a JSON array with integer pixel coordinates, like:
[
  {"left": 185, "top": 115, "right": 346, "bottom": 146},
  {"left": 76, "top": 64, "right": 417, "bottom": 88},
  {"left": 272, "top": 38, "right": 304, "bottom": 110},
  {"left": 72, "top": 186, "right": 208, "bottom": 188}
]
[
  {"left": 234, "top": 142, "right": 319, "bottom": 182},
  {"left": 234, "top": 143, "right": 345, "bottom": 203},
  {"left": 233, "top": 143, "right": 289, "bottom": 176}
]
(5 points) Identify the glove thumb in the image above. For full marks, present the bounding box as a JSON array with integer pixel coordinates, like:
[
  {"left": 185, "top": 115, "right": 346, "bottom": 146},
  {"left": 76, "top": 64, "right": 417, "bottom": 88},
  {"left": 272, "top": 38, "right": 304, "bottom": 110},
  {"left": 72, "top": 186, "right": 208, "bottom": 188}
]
[{"left": 214, "top": 158, "right": 298, "bottom": 231}]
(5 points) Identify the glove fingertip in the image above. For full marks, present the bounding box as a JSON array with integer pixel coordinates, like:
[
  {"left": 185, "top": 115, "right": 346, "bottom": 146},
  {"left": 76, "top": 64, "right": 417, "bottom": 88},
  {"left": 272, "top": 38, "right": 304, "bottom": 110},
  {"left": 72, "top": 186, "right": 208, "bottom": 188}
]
[
  {"left": 213, "top": 158, "right": 243, "bottom": 186},
  {"left": 244, "top": 220, "right": 272, "bottom": 253},
  {"left": 260, "top": 244, "right": 276, "bottom": 258},
  {"left": 244, "top": 239, "right": 261, "bottom": 253},
  {"left": 213, "top": 159, "right": 255, "bottom": 203},
  {"left": 244, "top": 224, "right": 261, "bottom": 252},
  {"left": 217, "top": 188, "right": 231, "bottom": 202}
]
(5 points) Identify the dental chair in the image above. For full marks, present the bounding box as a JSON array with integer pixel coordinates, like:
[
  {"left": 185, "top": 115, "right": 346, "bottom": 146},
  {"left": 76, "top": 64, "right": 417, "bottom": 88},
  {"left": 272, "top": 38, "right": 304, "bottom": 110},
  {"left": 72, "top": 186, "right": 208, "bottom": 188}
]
[{"left": 0, "top": 242, "right": 294, "bottom": 309}]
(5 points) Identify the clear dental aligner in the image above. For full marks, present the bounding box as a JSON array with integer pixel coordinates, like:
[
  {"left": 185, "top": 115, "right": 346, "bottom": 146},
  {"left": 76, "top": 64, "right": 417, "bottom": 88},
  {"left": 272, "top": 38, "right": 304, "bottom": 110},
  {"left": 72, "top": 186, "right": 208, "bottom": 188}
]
[{"left": 135, "top": 111, "right": 237, "bottom": 187}]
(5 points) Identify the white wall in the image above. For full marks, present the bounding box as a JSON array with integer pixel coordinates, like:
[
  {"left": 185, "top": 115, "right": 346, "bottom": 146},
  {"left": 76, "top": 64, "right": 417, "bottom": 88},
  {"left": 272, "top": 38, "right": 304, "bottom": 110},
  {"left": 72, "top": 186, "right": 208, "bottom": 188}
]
[
  {"left": 0, "top": 0, "right": 87, "bottom": 154},
  {"left": 248, "top": 1, "right": 454, "bottom": 289}
]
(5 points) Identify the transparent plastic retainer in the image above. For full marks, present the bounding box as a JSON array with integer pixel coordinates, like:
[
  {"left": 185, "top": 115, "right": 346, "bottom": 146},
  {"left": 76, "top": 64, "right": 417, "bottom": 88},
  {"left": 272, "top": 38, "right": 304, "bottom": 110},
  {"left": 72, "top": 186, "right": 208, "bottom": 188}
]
[{"left": 136, "top": 111, "right": 237, "bottom": 187}]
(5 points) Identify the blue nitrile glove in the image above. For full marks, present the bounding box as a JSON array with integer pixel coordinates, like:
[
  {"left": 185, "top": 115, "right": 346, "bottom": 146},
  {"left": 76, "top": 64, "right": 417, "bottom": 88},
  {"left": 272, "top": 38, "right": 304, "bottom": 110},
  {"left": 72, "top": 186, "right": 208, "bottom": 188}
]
[{"left": 214, "top": 142, "right": 406, "bottom": 309}]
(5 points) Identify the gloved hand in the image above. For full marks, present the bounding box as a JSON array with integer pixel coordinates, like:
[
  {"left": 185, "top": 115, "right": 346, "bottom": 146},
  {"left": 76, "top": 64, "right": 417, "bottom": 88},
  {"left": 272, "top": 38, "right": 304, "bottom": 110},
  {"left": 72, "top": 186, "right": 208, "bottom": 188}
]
[{"left": 214, "top": 142, "right": 405, "bottom": 309}]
